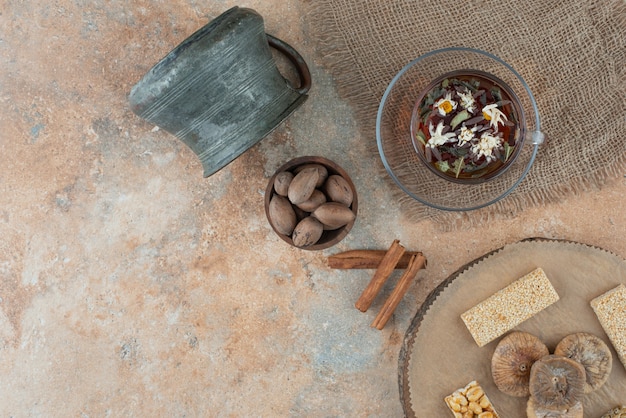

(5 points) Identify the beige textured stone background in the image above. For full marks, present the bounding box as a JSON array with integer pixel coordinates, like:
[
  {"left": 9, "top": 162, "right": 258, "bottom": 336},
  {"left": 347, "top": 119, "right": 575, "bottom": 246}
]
[{"left": 0, "top": 0, "right": 624, "bottom": 416}]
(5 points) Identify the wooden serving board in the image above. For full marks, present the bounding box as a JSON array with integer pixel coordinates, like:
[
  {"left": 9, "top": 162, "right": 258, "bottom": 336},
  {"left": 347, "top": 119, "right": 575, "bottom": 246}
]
[{"left": 399, "top": 239, "right": 626, "bottom": 417}]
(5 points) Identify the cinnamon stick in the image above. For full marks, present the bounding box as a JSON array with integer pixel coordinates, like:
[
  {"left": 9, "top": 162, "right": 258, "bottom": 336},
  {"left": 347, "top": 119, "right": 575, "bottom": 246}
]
[
  {"left": 371, "top": 253, "right": 427, "bottom": 330},
  {"left": 355, "top": 240, "right": 405, "bottom": 312},
  {"left": 328, "top": 250, "right": 423, "bottom": 269}
]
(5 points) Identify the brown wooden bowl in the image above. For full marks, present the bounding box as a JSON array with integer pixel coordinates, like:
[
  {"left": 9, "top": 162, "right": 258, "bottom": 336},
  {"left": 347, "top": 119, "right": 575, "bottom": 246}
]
[{"left": 265, "top": 156, "right": 358, "bottom": 251}]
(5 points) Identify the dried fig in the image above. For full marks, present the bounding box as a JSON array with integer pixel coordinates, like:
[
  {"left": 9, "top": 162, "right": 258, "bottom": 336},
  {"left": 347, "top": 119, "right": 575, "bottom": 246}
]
[
  {"left": 291, "top": 216, "right": 323, "bottom": 247},
  {"left": 268, "top": 195, "right": 297, "bottom": 236},
  {"left": 273, "top": 171, "right": 294, "bottom": 196},
  {"left": 296, "top": 189, "right": 327, "bottom": 212},
  {"left": 287, "top": 167, "right": 319, "bottom": 205},
  {"left": 294, "top": 163, "right": 328, "bottom": 187},
  {"left": 311, "top": 202, "right": 356, "bottom": 230},
  {"left": 553, "top": 332, "right": 612, "bottom": 393},
  {"left": 491, "top": 331, "right": 549, "bottom": 397},
  {"left": 527, "top": 396, "right": 583, "bottom": 418},
  {"left": 324, "top": 174, "right": 354, "bottom": 206},
  {"left": 529, "top": 355, "right": 585, "bottom": 410}
]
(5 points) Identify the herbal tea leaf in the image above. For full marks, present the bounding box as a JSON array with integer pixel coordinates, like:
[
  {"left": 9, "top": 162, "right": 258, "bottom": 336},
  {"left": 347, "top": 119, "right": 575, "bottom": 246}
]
[
  {"left": 464, "top": 160, "right": 490, "bottom": 173},
  {"left": 435, "top": 160, "right": 450, "bottom": 173},
  {"left": 450, "top": 147, "right": 468, "bottom": 157},
  {"left": 431, "top": 146, "right": 442, "bottom": 161},
  {"left": 415, "top": 130, "right": 427, "bottom": 146},
  {"left": 491, "top": 87, "right": 502, "bottom": 103},
  {"left": 451, "top": 110, "right": 470, "bottom": 130},
  {"left": 425, "top": 146, "right": 433, "bottom": 162},
  {"left": 422, "top": 110, "right": 432, "bottom": 125},
  {"left": 479, "top": 92, "right": 487, "bottom": 106},
  {"left": 453, "top": 158, "right": 465, "bottom": 178},
  {"left": 459, "top": 80, "right": 477, "bottom": 92},
  {"left": 504, "top": 142, "right": 513, "bottom": 161}
]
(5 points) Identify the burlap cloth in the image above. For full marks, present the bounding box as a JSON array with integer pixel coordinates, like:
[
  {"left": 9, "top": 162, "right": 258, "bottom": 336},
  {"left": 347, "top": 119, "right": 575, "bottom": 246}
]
[
  {"left": 398, "top": 239, "right": 626, "bottom": 417},
  {"left": 306, "top": 0, "right": 625, "bottom": 226}
]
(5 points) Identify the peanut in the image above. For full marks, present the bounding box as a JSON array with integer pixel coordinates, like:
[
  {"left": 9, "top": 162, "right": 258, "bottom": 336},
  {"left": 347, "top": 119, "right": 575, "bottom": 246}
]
[
  {"left": 448, "top": 400, "right": 461, "bottom": 412},
  {"left": 468, "top": 401, "right": 482, "bottom": 415},
  {"left": 466, "top": 386, "right": 484, "bottom": 402},
  {"left": 444, "top": 381, "right": 500, "bottom": 418}
]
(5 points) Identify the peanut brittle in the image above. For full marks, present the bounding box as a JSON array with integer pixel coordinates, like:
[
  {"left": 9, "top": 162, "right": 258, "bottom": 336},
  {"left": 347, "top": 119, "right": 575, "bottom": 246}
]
[{"left": 444, "top": 380, "right": 500, "bottom": 418}]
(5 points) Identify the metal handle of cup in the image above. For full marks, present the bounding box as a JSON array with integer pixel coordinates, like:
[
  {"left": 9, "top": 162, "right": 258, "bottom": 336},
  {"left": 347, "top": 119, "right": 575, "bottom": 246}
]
[{"left": 267, "top": 34, "right": 312, "bottom": 95}]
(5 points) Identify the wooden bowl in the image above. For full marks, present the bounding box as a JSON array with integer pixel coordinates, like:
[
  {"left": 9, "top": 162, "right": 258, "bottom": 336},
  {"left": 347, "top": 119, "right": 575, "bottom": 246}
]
[{"left": 265, "top": 156, "right": 358, "bottom": 251}]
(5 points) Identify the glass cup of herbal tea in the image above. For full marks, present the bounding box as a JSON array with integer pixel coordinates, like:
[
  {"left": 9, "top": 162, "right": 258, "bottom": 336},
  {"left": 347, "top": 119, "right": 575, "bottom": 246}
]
[
  {"left": 376, "top": 47, "right": 544, "bottom": 211},
  {"left": 410, "top": 70, "right": 525, "bottom": 184}
]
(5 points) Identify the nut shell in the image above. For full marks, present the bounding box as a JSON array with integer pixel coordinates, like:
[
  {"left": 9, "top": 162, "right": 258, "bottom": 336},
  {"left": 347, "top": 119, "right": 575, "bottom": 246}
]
[
  {"left": 324, "top": 174, "right": 354, "bottom": 206},
  {"left": 288, "top": 167, "right": 319, "bottom": 205},
  {"left": 312, "top": 202, "right": 356, "bottom": 230},
  {"left": 529, "top": 355, "right": 585, "bottom": 410},
  {"left": 294, "top": 163, "right": 328, "bottom": 187},
  {"left": 491, "top": 331, "right": 549, "bottom": 397},
  {"left": 273, "top": 171, "right": 294, "bottom": 196},
  {"left": 291, "top": 217, "right": 324, "bottom": 248},
  {"left": 268, "top": 195, "right": 297, "bottom": 236},
  {"left": 553, "top": 332, "right": 612, "bottom": 393},
  {"left": 296, "top": 189, "right": 327, "bottom": 212}
]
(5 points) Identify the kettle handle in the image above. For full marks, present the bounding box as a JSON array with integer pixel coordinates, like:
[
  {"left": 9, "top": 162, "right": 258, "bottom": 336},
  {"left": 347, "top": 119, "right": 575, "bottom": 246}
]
[{"left": 267, "top": 34, "right": 312, "bottom": 95}]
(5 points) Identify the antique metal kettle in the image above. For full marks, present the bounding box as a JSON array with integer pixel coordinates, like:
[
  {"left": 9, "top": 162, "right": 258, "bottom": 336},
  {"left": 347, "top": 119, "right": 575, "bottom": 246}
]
[{"left": 128, "top": 7, "right": 311, "bottom": 177}]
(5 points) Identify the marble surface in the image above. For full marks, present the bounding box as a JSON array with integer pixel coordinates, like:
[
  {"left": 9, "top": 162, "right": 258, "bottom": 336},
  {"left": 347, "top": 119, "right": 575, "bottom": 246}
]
[{"left": 0, "top": 1, "right": 624, "bottom": 416}]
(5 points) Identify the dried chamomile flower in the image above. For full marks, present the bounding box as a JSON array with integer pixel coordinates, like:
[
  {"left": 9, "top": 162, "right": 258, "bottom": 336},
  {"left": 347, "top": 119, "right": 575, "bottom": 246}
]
[
  {"left": 457, "top": 88, "right": 477, "bottom": 113},
  {"left": 434, "top": 92, "right": 458, "bottom": 116},
  {"left": 482, "top": 104, "right": 508, "bottom": 131},
  {"left": 471, "top": 132, "right": 503, "bottom": 163},
  {"left": 427, "top": 121, "right": 456, "bottom": 148}
]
